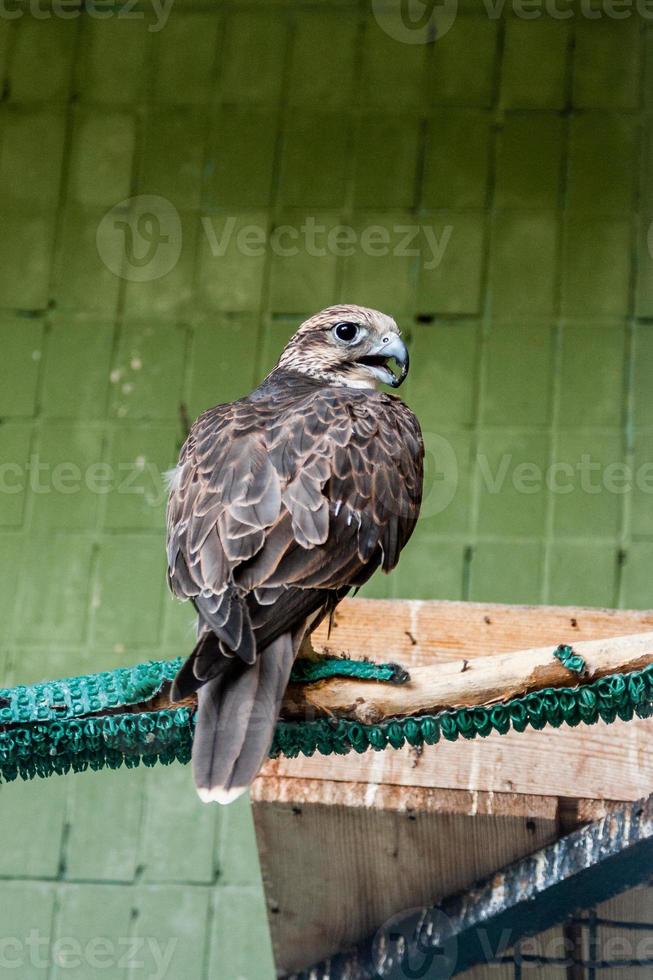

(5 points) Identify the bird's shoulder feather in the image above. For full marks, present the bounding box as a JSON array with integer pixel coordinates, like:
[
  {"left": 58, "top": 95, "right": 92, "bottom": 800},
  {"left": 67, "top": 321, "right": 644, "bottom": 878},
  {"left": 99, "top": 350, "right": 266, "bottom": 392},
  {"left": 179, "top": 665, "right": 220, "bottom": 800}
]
[{"left": 166, "top": 378, "right": 423, "bottom": 607}]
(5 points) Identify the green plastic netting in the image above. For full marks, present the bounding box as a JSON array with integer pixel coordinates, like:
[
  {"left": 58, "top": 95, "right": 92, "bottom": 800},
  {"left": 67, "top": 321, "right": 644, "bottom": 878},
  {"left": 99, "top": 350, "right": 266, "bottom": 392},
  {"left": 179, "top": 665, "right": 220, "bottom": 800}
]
[{"left": 0, "top": 646, "right": 650, "bottom": 784}]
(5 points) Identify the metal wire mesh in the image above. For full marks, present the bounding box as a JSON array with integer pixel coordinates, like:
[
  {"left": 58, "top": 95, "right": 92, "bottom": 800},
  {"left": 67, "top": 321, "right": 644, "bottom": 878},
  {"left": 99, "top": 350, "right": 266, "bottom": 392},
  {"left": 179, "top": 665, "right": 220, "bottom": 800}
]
[{"left": 494, "top": 910, "right": 653, "bottom": 976}]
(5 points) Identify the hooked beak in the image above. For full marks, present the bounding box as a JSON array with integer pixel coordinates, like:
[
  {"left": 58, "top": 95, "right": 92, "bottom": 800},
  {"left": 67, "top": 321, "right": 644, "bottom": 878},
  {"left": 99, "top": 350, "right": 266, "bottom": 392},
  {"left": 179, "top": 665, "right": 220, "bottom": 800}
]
[
  {"left": 357, "top": 334, "right": 410, "bottom": 388},
  {"left": 382, "top": 335, "right": 409, "bottom": 387}
]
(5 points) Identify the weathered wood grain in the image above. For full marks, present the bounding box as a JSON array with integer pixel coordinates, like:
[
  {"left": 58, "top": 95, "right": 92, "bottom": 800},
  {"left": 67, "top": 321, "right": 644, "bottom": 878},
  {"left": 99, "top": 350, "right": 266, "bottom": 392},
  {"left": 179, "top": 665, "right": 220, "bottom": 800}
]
[
  {"left": 263, "top": 600, "right": 653, "bottom": 802},
  {"left": 310, "top": 598, "right": 653, "bottom": 667},
  {"left": 261, "top": 715, "right": 653, "bottom": 803},
  {"left": 283, "top": 631, "right": 653, "bottom": 722},
  {"left": 253, "top": 777, "right": 560, "bottom": 974},
  {"left": 253, "top": 599, "right": 653, "bottom": 975}
]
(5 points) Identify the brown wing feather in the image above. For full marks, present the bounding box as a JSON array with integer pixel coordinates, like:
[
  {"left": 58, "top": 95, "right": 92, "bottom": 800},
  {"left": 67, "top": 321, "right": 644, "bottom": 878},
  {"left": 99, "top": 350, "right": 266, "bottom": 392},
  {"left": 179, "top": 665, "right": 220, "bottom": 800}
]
[{"left": 166, "top": 376, "right": 423, "bottom": 659}]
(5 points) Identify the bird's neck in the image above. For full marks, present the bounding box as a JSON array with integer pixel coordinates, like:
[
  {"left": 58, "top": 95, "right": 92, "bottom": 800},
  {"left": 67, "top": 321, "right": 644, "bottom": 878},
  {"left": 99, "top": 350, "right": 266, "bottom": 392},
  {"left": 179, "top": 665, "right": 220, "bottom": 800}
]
[
  {"left": 253, "top": 367, "right": 327, "bottom": 398},
  {"left": 259, "top": 365, "right": 377, "bottom": 394}
]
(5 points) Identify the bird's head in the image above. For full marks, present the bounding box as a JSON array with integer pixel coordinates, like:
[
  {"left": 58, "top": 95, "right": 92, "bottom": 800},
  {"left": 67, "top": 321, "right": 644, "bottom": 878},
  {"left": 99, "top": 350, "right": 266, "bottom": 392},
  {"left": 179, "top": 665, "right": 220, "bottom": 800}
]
[{"left": 275, "top": 305, "right": 409, "bottom": 390}]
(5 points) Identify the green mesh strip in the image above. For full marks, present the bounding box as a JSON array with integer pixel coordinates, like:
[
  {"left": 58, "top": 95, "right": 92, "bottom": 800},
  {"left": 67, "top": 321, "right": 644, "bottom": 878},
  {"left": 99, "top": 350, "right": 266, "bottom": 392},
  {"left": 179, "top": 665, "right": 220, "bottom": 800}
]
[
  {"left": 553, "top": 643, "right": 586, "bottom": 675},
  {"left": 290, "top": 655, "right": 409, "bottom": 685},
  {"left": 0, "top": 658, "right": 183, "bottom": 726},
  {"left": 0, "top": 655, "right": 651, "bottom": 784},
  {"left": 270, "top": 666, "right": 653, "bottom": 759},
  {"left": 0, "top": 708, "right": 194, "bottom": 783}
]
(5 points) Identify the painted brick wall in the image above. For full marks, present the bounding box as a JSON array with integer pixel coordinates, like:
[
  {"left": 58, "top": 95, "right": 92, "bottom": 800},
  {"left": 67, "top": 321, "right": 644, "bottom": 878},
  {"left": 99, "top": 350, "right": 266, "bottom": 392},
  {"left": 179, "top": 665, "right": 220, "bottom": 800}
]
[{"left": 0, "top": 3, "right": 650, "bottom": 977}]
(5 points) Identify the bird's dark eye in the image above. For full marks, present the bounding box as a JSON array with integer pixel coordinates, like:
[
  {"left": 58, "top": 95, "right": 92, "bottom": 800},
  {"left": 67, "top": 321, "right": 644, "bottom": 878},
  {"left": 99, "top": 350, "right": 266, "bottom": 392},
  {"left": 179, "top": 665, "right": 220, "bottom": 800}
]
[{"left": 334, "top": 321, "right": 359, "bottom": 343}]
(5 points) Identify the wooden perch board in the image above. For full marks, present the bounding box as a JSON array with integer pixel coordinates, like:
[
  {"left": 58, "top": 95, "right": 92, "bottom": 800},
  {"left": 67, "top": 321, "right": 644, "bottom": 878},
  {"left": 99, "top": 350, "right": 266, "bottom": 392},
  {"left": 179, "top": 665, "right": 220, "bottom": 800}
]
[
  {"left": 307, "top": 596, "right": 653, "bottom": 667},
  {"left": 144, "top": 600, "right": 653, "bottom": 726},
  {"left": 260, "top": 600, "right": 653, "bottom": 801},
  {"left": 282, "top": 631, "right": 653, "bottom": 722},
  {"left": 252, "top": 599, "right": 653, "bottom": 975}
]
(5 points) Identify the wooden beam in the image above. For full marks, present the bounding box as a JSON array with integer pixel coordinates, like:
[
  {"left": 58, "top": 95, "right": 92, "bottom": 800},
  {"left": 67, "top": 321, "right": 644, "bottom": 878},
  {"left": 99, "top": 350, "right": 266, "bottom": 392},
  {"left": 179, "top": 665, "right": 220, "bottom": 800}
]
[
  {"left": 141, "top": 602, "right": 653, "bottom": 728},
  {"left": 309, "top": 598, "right": 653, "bottom": 667},
  {"left": 260, "top": 599, "right": 653, "bottom": 802},
  {"left": 282, "top": 632, "right": 653, "bottom": 723},
  {"left": 262, "top": 714, "right": 653, "bottom": 803},
  {"left": 252, "top": 777, "right": 561, "bottom": 974},
  {"left": 282, "top": 794, "right": 653, "bottom": 980},
  {"left": 254, "top": 599, "right": 653, "bottom": 975},
  {"left": 252, "top": 774, "right": 560, "bottom": 819}
]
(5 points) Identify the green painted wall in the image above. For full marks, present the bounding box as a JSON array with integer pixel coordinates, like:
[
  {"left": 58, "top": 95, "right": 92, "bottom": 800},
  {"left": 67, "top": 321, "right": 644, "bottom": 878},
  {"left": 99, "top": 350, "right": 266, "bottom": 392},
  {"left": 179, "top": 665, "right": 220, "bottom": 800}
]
[{"left": 0, "top": 3, "right": 650, "bottom": 977}]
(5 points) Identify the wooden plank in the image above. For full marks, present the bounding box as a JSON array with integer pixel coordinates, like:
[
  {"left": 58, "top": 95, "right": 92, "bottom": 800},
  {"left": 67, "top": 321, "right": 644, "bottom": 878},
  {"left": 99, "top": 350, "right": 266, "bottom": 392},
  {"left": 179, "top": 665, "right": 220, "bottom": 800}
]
[
  {"left": 252, "top": 779, "right": 559, "bottom": 974},
  {"left": 260, "top": 715, "right": 653, "bottom": 803},
  {"left": 86, "top": 599, "right": 653, "bottom": 805},
  {"left": 284, "top": 631, "right": 653, "bottom": 721},
  {"left": 265, "top": 599, "right": 653, "bottom": 802},
  {"left": 594, "top": 885, "right": 653, "bottom": 979},
  {"left": 252, "top": 775, "right": 559, "bottom": 819},
  {"left": 254, "top": 600, "right": 653, "bottom": 973},
  {"left": 282, "top": 795, "right": 653, "bottom": 980},
  {"left": 310, "top": 598, "right": 653, "bottom": 667},
  {"left": 252, "top": 779, "right": 602, "bottom": 978}
]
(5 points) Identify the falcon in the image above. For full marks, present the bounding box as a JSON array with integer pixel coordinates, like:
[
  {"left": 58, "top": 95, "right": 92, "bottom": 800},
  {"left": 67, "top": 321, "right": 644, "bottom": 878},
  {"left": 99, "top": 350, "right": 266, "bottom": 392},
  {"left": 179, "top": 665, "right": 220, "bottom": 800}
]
[{"left": 166, "top": 305, "right": 423, "bottom": 803}]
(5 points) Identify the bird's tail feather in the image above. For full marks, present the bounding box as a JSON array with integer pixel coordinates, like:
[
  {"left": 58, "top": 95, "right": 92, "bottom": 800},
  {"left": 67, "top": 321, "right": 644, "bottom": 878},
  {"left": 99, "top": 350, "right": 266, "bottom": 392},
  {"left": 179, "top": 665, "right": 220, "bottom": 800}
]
[
  {"left": 192, "top": 631, "right": 298, "bottom": 804},
  {"left": 170, "top": 632, "right": 232, "bottom": 702}
]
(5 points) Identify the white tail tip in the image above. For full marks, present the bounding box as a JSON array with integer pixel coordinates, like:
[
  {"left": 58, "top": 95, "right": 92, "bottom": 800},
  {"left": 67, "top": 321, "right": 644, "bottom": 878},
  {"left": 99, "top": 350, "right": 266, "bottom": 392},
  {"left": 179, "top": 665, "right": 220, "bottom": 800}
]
[{"left": 197, "top": 784, "right": 248, "bottom": 805}]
